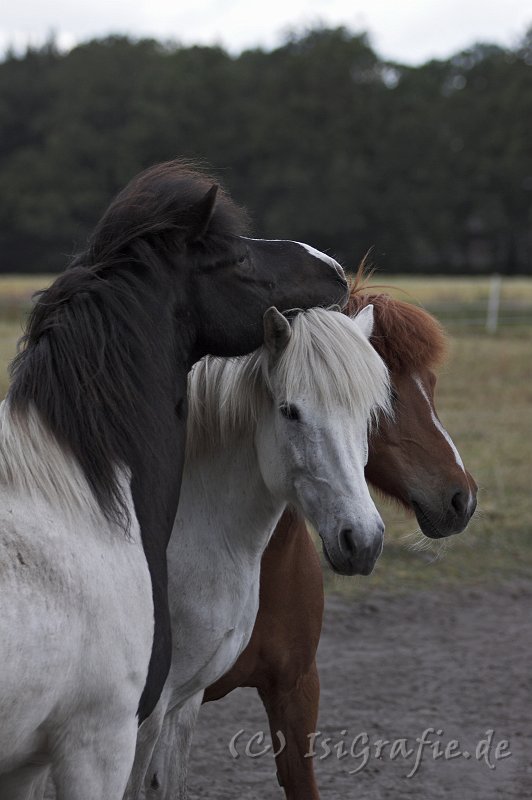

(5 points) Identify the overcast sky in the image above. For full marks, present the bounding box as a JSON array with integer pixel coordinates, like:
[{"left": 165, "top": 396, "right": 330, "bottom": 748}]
[{"left": 1, "top": 0, "right": 531, "bottom": 63}]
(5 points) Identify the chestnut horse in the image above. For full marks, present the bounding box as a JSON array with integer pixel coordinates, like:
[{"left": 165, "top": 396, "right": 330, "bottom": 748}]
[{"left": 202, "top": 280, "right": 478, "bottom": 800}]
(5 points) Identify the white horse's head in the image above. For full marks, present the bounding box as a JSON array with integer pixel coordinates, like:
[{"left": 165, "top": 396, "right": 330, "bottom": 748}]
[{"left": 254, "top": 305, "right": 390, "bottom": 576}]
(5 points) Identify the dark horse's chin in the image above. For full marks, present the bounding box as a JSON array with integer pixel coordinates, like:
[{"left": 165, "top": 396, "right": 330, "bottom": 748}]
[{"left": 412, "top": 501, "right": 463, "bottom": 539}]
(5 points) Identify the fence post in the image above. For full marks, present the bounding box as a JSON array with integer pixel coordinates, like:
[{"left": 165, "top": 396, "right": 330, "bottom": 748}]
[{"left": 486, "top": 274, "right": 502, "bottom": 334}]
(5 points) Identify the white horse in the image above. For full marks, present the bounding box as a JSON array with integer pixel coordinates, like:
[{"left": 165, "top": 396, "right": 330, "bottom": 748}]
[
  {"left": 126, "top": 305, "right": 390, "bottom": 799},
  {"left": 0, "top": 409, "right": 153, "bottom": 800}
]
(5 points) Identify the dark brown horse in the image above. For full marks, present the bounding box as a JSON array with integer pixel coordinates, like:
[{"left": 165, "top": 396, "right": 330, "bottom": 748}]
[
  {"left": 203, "top": 279, "right": 478, "bottom": 799},
  {"left": 1, "top": 161, "right": 349, "bottom": 798}
]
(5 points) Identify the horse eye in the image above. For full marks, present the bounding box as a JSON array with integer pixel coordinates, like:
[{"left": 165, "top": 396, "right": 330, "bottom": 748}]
[
  {"left": 279, "top": 403, "right": 300, "bottom": 421},
  {"left": 236, "top": 248, "right": 249, "bottom": 266}
]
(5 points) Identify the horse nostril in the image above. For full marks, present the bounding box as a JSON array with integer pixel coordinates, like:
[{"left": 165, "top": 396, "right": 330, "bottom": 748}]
[
  {"left": 339, "top": 528, "right": 356, "bottom": 559},
  {"left": 451, "top": 490, "right": 469, "bottom": 516}
]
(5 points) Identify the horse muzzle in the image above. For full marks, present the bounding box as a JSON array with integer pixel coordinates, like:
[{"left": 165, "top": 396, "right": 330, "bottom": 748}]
[
  {"left": 411, "top": 486, "right": 477, "bottom": 539},
  {"left": 321, "top": 520, "right": 385, "bottom": 576}
]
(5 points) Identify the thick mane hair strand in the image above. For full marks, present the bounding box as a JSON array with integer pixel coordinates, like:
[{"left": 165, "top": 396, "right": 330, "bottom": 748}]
[
  {"left": 8, "top": 265, "right": 167, "bottom": 526},
  {"left": 5, "top": 161, "right": 249, "bottom": 525},
  {"left": 80, "top": 161, "right": 249, "bottom": 267},
  {"left": 186, "top": 307, "right": 391, "bottom": 458}
]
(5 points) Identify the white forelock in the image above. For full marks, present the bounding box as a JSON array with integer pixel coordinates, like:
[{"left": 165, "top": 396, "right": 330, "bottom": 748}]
[{"left": 186, "top": 307, "right": 391, "bottom": 457}]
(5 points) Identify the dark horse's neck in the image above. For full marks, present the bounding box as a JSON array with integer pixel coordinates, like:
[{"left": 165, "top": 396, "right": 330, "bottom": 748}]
[
  {"left": 127, "top": 291, "right": 194, "bottom": 723},
  {"left": 126, "top": 285, "right": 194, "bottom": 723},
  {"left": 9, "top": 262, "right": 196, "bottom": 722}
]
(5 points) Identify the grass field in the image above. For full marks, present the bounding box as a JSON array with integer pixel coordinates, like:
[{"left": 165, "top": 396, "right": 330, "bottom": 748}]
[
  {"left": 1, "top": 274, "right": 531, "bottom": 595},
  {"left": 363, "top": 273, "right": 532, "bottom": 304}
]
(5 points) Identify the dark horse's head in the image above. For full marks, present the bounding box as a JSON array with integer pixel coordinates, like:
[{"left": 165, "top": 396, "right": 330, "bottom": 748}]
[{"left": 81, "top": 161, "right": 348, "bottom": 359}]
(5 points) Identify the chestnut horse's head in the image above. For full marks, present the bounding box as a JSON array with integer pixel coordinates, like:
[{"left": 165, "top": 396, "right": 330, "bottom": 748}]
[{"left": 347, "top": 280, "right": 477, "bottom": 539}]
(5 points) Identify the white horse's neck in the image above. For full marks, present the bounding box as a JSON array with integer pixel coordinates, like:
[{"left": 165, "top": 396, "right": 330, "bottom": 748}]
[
  {"left": 171, "top": 425, "right": 282, "bottom": 582},
  {"left": 165, "top": 425, "right": 284, "bottom": 707}
]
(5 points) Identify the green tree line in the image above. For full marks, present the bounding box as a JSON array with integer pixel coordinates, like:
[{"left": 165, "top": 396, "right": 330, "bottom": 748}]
[{"left": 0, "top": 27, "right": 531, "bottom": 274}]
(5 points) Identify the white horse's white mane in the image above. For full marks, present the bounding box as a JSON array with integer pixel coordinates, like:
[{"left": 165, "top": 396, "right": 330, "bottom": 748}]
[
  {"left": 0, "top": 309, "right": 390, "bottom": 514},
  {"left": 186, "top": 307, "right": 391, "bottom": 457},
  {"left": 0, "top": 401, "right": 104, "bottom": 521}
]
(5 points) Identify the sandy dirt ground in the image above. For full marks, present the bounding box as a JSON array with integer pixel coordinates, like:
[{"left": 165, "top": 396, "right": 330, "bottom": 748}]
[
  {"left": 42, "top": 583, "right": 531, "bottom": 799},
  {"left": 187, "top": 583, "right": 532, "bottom": 799}
]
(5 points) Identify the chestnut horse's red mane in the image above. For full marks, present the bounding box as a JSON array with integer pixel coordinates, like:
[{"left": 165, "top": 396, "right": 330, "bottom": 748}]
[{"left": 347, "top": 263, "right": 448, "bottom": 373}]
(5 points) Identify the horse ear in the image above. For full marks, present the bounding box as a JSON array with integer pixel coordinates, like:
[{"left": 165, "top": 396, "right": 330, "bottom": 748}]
[
  {"left": 353, "top": 304, "right": 374, "bottom": 340},
  {"left": 263, "top": 307, "right": 291, "bottom": 358},
  {"left": 185, "top": 185, "right": 219, "bottom": 243}
]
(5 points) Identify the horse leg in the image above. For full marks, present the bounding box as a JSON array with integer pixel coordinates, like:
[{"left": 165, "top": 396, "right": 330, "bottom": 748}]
[
  {"left": 258, "top": 659, "right": 321, "bottom": 800},
  {"left": 123, "top": 695, "right": 168, "bottom": 800},
  {"left": 145, "top": 691, "right": 203, "bottom": 800},
  {"left": 51, "top": 715, "right": 138, "bottom": 800}
]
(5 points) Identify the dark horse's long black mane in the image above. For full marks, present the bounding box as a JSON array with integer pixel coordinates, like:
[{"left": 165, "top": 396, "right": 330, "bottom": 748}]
[{"left": 9, "top": 161, "right": 249, "bottom": 525}]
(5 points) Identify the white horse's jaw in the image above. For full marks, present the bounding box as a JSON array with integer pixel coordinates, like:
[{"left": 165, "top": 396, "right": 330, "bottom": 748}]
[{"left": 297, "top": 481, "right": 385, "bottom": 576}]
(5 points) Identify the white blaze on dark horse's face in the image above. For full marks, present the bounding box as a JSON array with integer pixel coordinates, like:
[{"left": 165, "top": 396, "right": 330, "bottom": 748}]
[
  {"left": 187, "top": 205, "right": 348, "bottom": 358},
  {"left": 191, "top": 235, "right": 347, "bottom": 356},
  {"left": 255, "top": 306, "right": 390, "bottom": 577}
]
